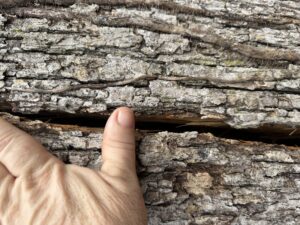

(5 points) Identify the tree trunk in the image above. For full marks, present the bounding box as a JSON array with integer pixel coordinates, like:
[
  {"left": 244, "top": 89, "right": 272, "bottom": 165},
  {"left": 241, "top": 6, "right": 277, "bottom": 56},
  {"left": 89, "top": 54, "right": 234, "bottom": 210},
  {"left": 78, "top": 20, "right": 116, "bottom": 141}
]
[
  {"left": 2, "top": 112, "right": 300, "bottom": 225},
  {"left": 1, "top": 1, "right": 300, "bottom": 224}
]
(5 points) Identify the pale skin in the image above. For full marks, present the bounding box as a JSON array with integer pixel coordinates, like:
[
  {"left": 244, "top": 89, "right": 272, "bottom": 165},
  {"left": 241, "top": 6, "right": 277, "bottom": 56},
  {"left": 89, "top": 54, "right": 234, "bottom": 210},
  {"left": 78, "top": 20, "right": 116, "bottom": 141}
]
[{"left": 0, "top": 107, "right": 147, "bottom": 225}]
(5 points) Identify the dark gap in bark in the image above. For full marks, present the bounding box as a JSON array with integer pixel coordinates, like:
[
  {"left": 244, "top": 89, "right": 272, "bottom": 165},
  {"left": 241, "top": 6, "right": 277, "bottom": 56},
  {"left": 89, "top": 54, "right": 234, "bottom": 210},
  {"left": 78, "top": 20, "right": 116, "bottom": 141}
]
[
  {"left": 7, "top": 110, "right": 300, "bottom": 147},
  {"left": 6, "top": 1, "right": 298, "bottom": 29}
]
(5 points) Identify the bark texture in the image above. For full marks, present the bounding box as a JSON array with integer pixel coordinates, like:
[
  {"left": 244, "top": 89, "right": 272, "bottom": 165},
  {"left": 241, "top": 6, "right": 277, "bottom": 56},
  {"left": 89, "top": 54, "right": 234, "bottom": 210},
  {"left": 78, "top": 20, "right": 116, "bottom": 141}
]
[
  {"left": 1, "top": 1, "right": 300, "bottom": 129},
  {"left": 2, "top": 112, "right": 300, "bottom": 225},
  {"left": 1, "top": 1, "right": 300, "bottom": 225}
]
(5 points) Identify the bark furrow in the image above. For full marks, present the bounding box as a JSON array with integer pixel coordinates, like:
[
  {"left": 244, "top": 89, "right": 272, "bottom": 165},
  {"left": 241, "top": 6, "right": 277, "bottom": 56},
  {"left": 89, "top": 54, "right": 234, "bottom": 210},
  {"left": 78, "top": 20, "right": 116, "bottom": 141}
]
[
  {"left": 2, "top": 113, "right": 300, "bottom": 225},
  {"left": 1, "top": 2, "right": 300, "bottom": 129}
]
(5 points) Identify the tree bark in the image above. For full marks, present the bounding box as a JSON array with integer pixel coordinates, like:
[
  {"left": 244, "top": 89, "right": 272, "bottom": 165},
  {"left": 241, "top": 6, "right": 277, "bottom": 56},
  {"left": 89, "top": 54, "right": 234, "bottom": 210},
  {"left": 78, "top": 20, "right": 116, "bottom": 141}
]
[
  {"left": 1, "top": 1, "right": 300, "bottom": 224},
  {"left": 1, "top": 1, "right": 300, "bottom": 129},
  {"left": 2, "top": 112, "right": 300, "bottom": 225}
]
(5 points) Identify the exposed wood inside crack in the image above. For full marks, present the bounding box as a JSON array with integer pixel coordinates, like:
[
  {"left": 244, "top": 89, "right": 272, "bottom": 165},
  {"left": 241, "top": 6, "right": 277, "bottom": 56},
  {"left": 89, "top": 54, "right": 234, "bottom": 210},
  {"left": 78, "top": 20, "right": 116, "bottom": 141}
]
[{"left": 3, "top": 111, "right": 300, "bottom": 146}]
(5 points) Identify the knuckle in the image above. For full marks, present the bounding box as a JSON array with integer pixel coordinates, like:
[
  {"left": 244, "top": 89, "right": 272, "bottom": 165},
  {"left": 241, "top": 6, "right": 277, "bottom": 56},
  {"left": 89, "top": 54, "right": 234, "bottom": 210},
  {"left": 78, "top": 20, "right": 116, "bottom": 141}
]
[
  {"left": 0, "top": 129, "right": 20, "bottom": 153},
  {"left": 102, "top": 137, "right": 135, "bottom": 151},
  {"left": 101, "top": 164, "right": 133, "bottom": 181}
]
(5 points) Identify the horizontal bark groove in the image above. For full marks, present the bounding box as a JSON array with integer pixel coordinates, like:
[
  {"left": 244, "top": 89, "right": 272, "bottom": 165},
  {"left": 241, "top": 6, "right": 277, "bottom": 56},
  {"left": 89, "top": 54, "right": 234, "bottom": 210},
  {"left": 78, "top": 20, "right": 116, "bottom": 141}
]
[
  {"left": 1, "top": 112, "right": 300, "bottom": 225},
  {"left": 3, "top": 1, "right": 300, "bottom": 27},
  {"left": 6, "top": 111, "right": 300, "bottom": 147},
  {"left": 1, "top": 1, "right": 300, "bottom": 224},
  {"left": 1, "top": 2, "right": 300, "bottom": 129},
  {"left": 1, "top": 3, "right": 300, "bottom": 129}
]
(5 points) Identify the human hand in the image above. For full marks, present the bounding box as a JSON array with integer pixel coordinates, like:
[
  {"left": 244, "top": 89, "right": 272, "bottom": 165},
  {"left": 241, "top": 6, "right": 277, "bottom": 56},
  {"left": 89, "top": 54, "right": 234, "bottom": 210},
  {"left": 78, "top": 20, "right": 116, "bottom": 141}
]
[{"left": 0, "top": 107, "right": 147, "bottom": 225}]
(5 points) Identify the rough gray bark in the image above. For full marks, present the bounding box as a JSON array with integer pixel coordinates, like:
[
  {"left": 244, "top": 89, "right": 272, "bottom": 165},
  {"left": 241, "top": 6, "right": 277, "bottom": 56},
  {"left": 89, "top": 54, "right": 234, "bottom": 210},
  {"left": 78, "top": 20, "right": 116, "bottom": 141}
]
[
  {"left": 1, "top": 1, "right": 300, "bottom": 129},
  {"left": 1, "top": 1, "right": 300, "bottom": 225},
  {"left": 2, "top": 112, "right": 300, "bottom": 225}
]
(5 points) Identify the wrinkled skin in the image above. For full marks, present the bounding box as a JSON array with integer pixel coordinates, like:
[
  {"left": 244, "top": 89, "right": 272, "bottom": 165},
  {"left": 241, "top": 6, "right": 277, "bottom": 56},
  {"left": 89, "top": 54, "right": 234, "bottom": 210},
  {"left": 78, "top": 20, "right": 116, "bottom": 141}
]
[{"left": 0, "top": 107, "right": 147, "bottom": 225}]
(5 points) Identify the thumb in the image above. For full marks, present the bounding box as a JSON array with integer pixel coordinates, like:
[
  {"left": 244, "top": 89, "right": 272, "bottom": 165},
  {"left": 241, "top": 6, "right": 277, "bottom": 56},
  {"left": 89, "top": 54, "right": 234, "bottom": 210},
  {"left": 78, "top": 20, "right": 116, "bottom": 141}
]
[{"left": 101, "top": 107, "right": 136, "bottom": 177}]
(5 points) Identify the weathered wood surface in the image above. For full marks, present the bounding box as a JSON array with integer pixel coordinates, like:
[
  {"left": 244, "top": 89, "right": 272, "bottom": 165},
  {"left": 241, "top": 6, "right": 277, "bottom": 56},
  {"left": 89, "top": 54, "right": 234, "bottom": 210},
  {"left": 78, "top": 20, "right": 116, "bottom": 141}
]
[
  {"left": 2, "top": 112, "right": 300, "bottom": 225},
  {"left": 1, "top": 1, "right": 300, "bottom": 225},
  {"left": 1, "top": 1, "right": 300, "bottom": 129}
]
